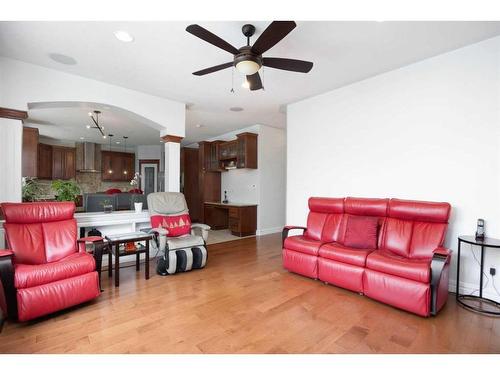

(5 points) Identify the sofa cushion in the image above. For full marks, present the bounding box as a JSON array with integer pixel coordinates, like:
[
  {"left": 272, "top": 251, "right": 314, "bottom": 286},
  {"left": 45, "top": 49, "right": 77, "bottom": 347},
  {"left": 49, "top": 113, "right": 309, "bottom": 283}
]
[
  {"left": 319, "top": 242, "right": 373, "bottom": 267},
  {"left": 284, "top": 235, "right": 322, "bottom": 256},
  {"left": 381, "top": 218, "right": 413, "bottom": 257},
  {"left": 321, "top": 213, "right": 344, "bottom": 243},
  {"left": 343, "top": 215, "right": 378, "bottom": 249},
  {"left": 42, "top": 219, "right": 78, "bottom": 262},
  {"left": 409, "top": 221, "right": 447, "bottom": 259},
  {"left": 4, "top": 222, "right": 46, "bottom": 265},
  {"left": 366, "top": 250, "right": 431, "bottom": 283},
  {"left": 14, "top": 252, "right": 96, "bottom": 289},
  {"left": 305, "top": 212, "right": 328, "bottom": 241}
]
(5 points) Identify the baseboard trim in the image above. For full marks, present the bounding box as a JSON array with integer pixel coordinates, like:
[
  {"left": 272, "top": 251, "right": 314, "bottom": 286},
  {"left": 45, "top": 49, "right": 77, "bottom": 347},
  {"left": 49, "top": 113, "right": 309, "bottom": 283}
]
[
  {"left": 448, "top": 279, "right": 500, "bottom": 302},
  {"left": 256, "top": 227, "right": 283, "bottom": 236}
]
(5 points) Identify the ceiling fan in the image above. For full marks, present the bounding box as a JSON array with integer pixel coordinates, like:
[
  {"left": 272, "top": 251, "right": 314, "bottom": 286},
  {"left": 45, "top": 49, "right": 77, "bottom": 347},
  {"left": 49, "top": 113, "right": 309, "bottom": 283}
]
[{"left": 186, "top": 21, "right": 313, "bottom": 91}]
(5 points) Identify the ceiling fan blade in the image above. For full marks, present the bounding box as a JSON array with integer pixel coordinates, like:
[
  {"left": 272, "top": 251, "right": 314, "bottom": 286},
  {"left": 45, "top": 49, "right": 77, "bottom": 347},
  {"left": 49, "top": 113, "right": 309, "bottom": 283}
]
[
  {"left": 263, "top": 57, "right": 313, "bottom": 73},
  {"left": 193, "top": 62, "right": 233, "bottom": 76},
  {"left": 246, "top": 72, "right": 263, "bottom": 91},
  {"left": 186, "top": 24, "right": 240, "bottom": 55},
  {"left": 251, "top": 21, "right": 296, "bottom": 55}
]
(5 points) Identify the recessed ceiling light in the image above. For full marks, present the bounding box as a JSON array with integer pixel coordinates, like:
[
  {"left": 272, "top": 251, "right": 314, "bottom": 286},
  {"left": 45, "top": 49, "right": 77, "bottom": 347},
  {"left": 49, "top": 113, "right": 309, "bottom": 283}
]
[
  {"left": 195, "top": 124, "right": 203, "bottom": 128},
  {"left": 116, "top": 141, "right": 121, "bottom": 144},
  {"left": 114, "top": 30, "right": 134, "bottom": 43},
  {"left": 80, "top": 137, "right": 85, "bottom": 140},
  {"left": 230, "top": 107, "right": 244, "bottom": 112},
  {"left": 49, "top": 53, "right": 77, "bottom": 65}
]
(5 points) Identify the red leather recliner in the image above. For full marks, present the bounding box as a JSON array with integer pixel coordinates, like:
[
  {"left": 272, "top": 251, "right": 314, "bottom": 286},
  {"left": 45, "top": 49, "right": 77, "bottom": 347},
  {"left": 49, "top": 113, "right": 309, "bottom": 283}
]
[
  {"left": 0, "top": 202, "right": 102, "bottom": 322},
  {"left": 283, "top": 197, "right": 452, "bottom": 317}
]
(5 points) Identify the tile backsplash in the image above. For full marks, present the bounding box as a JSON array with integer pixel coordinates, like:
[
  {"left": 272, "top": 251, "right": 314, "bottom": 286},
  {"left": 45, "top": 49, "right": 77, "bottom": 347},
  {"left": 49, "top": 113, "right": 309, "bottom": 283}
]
[{"left": 37, "top": 172, "right": 132, "bottom": 198}]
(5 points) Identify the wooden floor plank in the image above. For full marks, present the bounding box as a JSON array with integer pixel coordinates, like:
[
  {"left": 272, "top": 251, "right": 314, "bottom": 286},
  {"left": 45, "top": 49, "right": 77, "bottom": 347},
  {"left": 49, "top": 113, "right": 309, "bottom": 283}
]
[{"left": 1, "top": 233, "right": 499, "bottom": 353}]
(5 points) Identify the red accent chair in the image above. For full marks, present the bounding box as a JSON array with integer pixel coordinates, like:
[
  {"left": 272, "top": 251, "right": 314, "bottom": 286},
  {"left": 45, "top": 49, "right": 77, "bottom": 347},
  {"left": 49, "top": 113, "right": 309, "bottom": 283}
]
[
  {"left": 129, "top": 188, "right": 143, "bottom": 194},
  {"left": 0, "top": 202, "right": 103, "bottom": 322},
  {"left": 105, "top": 188, "right": 122, "bottom": 195},
  {"left": 283, "top": 197, "right": 452, "bottom": 317}
]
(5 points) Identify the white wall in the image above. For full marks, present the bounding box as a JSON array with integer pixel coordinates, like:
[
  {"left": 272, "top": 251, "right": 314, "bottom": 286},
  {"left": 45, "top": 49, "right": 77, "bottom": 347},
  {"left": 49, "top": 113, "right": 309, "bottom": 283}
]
[
  {"left": 258, "top": 125, "right": 287, "bottom": 235},
  {"left": 0, "top": 57, "right": 185, "bottom": 192},
  {"left": 0, "top": 118, "right": 22, "bottom": 203},
  {"left": 136, "top": 145, "right": 164, "bottom": 171},
  {"left": 287, "top": 36, "right": 500, "bottom": 300},
  {"left": 205, "top": 124, "right": 286, "bottom": 234},
  {"left": 0, "top": 57, "right": 185, "bottom": 137}
]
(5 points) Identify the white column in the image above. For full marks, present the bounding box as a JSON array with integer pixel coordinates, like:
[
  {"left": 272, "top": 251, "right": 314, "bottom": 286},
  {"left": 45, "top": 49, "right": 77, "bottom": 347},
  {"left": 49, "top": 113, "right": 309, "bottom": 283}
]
[
  {"left": 0, "top": 118, "right": 23, "bottom": 203},
  {"left": 162, "top": 136, "right": 182, "bottom": 192}
]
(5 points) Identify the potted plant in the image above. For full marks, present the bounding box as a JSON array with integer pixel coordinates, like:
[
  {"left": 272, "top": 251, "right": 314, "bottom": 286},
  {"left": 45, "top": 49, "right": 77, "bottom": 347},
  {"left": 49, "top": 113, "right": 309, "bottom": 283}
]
[
  {"left": 51, "top": 180, "right": 81, "bottom": 203},
  {"left": 101, "top": 199, "right": 113, "bottom": 214},
  {"left": 130, "top": 172, "right": 143, "bottom": 213},
  {"left": 22, "top": 177, "right": 43, "bottom": 202},
  {"left": 131, "top": 194, "right": 143, "bottom": 213}
]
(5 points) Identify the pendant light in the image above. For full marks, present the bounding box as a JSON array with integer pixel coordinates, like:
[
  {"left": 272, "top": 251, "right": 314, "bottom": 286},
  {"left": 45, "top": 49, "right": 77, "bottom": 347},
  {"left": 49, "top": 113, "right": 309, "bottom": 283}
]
[
  {"left": 107, "top": 134, "right": 114, "bottom": 175},
  {"left": 123, "top": 136, "right": 129, "bottom": 176}
]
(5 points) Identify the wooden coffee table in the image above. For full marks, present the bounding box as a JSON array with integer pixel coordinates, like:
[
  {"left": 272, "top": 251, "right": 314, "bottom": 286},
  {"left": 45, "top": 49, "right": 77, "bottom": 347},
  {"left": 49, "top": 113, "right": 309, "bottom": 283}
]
[{"left": 105, "top": 232, "right": 153, "bottom": 287}]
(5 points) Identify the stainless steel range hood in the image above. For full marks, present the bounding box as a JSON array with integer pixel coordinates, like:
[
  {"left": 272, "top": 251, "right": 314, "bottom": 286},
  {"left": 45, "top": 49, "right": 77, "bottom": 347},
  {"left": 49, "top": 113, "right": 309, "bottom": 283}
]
[{"left": 76, "top": 142, "right": 101, "bottom": 173}]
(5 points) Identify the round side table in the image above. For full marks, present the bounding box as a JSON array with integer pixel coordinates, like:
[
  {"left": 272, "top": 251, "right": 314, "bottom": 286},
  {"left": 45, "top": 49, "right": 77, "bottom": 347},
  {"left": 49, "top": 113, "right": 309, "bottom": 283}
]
[{"left": 456, "top": 235, "right": 500, "bottom": 315}]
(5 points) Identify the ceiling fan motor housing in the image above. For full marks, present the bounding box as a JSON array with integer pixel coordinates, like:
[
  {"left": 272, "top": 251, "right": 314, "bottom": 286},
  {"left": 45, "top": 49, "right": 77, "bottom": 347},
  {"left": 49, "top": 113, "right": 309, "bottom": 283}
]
[{"left": 234, "top": 46, "right": 262, "bottom": 74}]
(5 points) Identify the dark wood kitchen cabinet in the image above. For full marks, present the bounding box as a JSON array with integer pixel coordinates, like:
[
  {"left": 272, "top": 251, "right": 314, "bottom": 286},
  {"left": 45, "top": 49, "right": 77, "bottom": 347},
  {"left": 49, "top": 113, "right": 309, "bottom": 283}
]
[
  {"left": 37, "top": 143, "right": 53, "bottom": 179},
  {"left": 204, "top": 203, "right": 257, "bottom": 236},
  {"left": 214, "top": 132, "right": 258, "bottom": 170},
  {"left": 195, "top": 143, "right": 221, "bottom": 222},
  {"left": 198, "top": 140, "right": 224, "bottom": 172},
  {"left": 22, "top": 127, "right": 39, "bottom": 177},
  {"left": 101, "top": 151, "right": 135, "bottom": 182},
  {"left": 181, "top": 147, "right": 201, "bottom": 222},
  {"left": 52, "top": 146, "right": 76, "bottom": 180},
  {"left": 236, "top": 132, "right": 258, "bottom": 169}
]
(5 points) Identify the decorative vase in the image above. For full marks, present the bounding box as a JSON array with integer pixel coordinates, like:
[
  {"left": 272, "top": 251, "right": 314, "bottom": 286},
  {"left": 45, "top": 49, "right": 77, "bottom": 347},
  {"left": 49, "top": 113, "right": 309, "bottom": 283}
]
[{"left": 134, "top": 202, "right": 143, "bottom": 213}]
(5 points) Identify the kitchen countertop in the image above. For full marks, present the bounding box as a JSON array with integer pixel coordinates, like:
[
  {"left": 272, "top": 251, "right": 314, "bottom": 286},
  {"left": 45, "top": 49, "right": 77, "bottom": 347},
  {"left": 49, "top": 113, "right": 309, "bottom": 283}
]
[{"left": 204, "top": 202, "right": 258, "bottom": 207}]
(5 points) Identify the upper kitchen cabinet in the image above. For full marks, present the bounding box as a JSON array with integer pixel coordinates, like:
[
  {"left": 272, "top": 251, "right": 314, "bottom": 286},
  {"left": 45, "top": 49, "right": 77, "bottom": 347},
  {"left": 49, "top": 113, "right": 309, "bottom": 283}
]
[
  {"left": 52, "top": 146, "right": 76, "bottom": 180},
  {"left": 215, "top": 132, "right": 258, "bottom": 170},
  {"left": 199, "top": 140, "right": 224, "bottom": 172},
  {"left": 37, "top": 143, "right": 53, "bottom": 179},
  {"left": 236, "top": 132, "right": 258, "bottom": 169},
  {"left": 101, "top": 151, "right": 135, "bottom": 182},
  {"left": 22, "top": 127, "right": 39, "bottom": 177}
]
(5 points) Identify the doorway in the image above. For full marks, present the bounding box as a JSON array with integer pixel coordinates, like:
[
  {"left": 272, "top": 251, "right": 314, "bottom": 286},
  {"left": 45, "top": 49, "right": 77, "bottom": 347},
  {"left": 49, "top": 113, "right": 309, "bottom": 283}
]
[{"left": 139, "top": 159, "right": 160, "bottom": 196}]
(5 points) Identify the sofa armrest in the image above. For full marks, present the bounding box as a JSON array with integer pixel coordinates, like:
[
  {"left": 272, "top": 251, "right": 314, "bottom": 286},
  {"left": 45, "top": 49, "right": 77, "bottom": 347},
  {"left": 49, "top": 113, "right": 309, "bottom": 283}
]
[
  {"left": 433, "top": 247, "right": 452, "bottom": 263},
  {"left": 191, "top": 223, "right": 210, "bottom": 242},
  {"left": 0, "top": 250, "right": 17, "bottom": 320},
  {"left": 430, "top": 247, "right": 452, "bottom": 315},
  {"left": 282, "top": 226, "right": 307, "bottom": 248},
  {"left": 77, "top": 236, "right": 104, "bottom": 253},
  {"left": 0, "top": 250, "right": 14, "bottom": 258}
]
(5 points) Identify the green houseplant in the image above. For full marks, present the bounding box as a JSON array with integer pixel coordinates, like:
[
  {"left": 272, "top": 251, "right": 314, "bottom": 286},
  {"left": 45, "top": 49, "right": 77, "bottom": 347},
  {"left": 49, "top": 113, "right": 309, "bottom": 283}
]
[
  {"left": 51, "top": 180, "right": 81, "bottom": 203},
  {"left": 22, "top": 177, "right": 43, "bottom": 202}
]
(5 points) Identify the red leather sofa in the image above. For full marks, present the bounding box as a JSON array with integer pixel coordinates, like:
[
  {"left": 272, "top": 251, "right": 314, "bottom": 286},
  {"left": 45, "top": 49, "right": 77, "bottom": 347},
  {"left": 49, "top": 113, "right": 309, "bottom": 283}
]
[
  {"left": 282, "top": 197, "right": 452, "bottom": 317},
  {"left": 0, "top": 202, "right": 102, "bottom": 322}
]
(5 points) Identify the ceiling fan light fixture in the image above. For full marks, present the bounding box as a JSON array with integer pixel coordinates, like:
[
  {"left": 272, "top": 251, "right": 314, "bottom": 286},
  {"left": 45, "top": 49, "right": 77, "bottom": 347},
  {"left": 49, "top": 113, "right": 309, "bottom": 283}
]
[{"left": 235, "top": 60, "right": 260, "bottom": 75}]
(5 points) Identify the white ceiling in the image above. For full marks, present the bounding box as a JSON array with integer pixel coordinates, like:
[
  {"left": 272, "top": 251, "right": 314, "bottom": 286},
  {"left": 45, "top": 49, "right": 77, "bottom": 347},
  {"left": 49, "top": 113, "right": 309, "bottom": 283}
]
[
  {"left": 25, "top": 102, "right": 161, "bottom": 146},
  {"left": 2, "top": 21, "right": 500, "bottom": 145}
]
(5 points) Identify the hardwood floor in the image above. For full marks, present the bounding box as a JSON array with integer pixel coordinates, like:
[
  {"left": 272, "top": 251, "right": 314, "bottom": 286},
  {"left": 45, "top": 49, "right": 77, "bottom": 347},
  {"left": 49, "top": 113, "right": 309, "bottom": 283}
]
[{"left": 1, "top": 233, "right": 499, "bottom": 353}]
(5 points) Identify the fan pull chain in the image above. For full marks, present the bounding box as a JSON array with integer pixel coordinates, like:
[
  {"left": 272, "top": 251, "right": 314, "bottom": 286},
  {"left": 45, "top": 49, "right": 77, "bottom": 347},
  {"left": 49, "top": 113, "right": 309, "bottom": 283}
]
[
  {"left": 230, "top": 67, "right": 235, "bottom": 93},
  {"left": 262, "top": 66, "right": 265, "bottom": 91}
]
